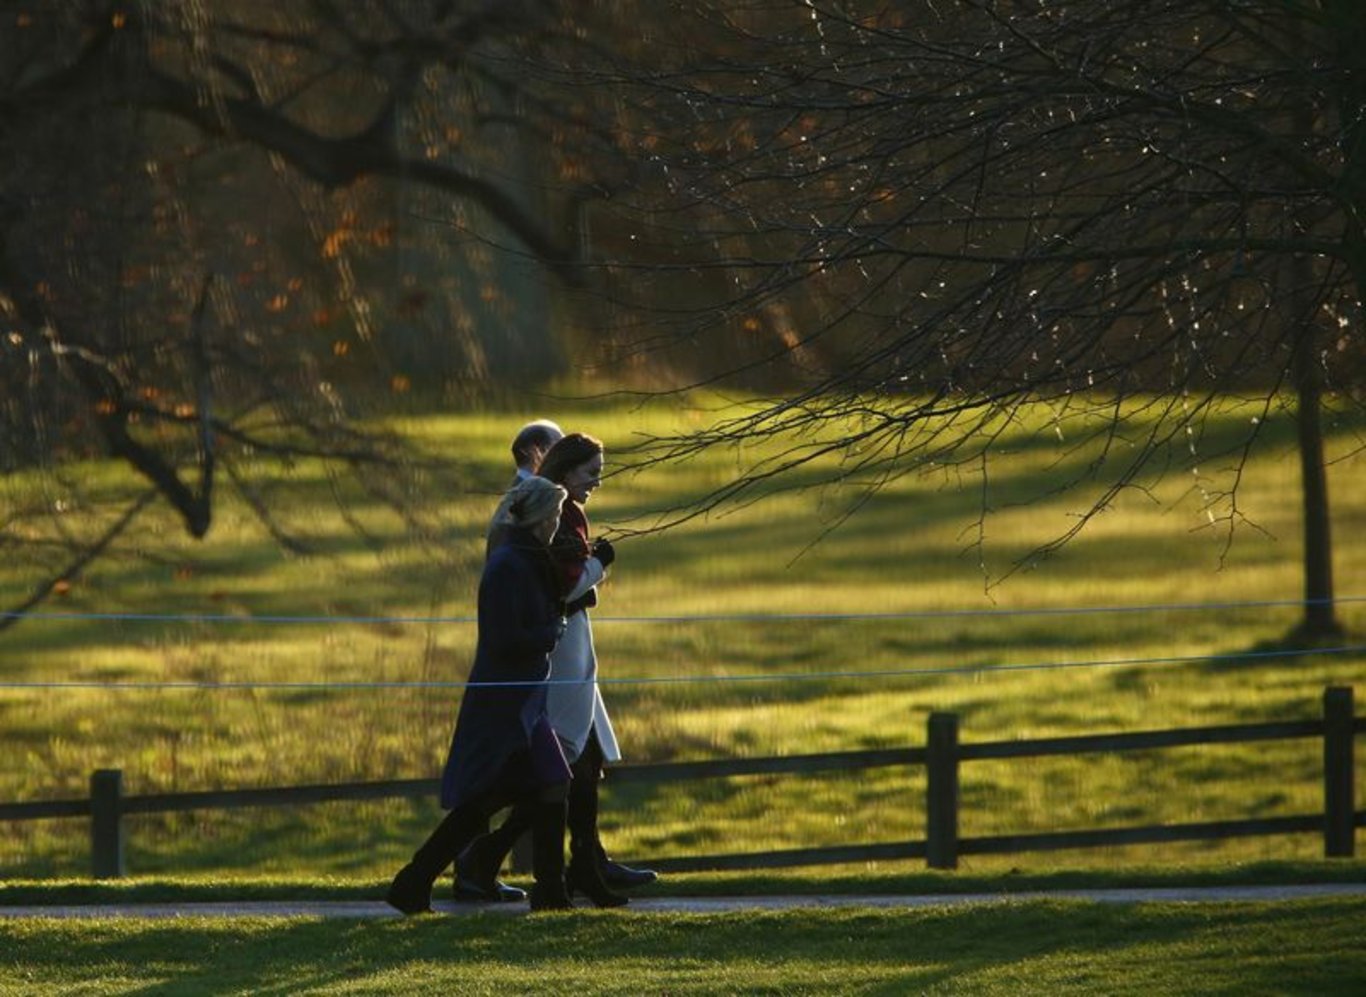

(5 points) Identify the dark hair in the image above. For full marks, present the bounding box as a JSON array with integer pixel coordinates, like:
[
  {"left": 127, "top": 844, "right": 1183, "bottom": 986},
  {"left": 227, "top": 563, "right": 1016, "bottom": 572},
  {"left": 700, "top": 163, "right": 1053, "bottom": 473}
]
[
  {"left": 511, "top": 420, "right": 562, "bottom": 468},
  {"left": 537, "top": 432, "right": 603, "bottom": 485}
]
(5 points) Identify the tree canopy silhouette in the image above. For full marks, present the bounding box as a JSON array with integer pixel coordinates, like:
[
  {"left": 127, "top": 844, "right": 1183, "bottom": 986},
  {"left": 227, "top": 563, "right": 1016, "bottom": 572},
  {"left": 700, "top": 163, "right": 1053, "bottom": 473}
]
[
  {"left": 0, "top": 0, "right": 601, "bottom": 618},
  {"left": 575, "top": 0, "right": 1365, "bottom": 637}
]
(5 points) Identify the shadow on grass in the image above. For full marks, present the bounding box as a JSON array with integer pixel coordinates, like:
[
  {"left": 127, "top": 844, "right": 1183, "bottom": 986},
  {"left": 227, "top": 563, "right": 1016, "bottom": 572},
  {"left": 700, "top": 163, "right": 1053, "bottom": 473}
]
[
  {"left": 3, "top": 858, "right": 1365, "bottom": 905},
  {"left": 1194, "top": 623, "right": 1361, "bottom": 675},
  {"left": 3, "top": 897, "right": 1364, "bottom": 995}
]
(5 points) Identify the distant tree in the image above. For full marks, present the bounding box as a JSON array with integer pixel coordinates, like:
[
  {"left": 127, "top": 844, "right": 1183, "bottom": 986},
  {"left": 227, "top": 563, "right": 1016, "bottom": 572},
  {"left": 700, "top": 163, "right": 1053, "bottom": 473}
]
[
  {"left": 0, "top": 1, "right": 605, "bottom": 620},
  {"left": 578, "top": 0, "right": 1365, "bottom": 639}
]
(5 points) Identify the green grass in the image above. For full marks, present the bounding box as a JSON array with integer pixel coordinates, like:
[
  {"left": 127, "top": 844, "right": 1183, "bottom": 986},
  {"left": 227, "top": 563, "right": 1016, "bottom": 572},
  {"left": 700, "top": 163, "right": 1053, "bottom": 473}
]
[
  {"left": 2, "top": 898, "right": 1365, "bottom": 995},
  {"left": 1, "top": 392, "right": 1364, "bottom": 879}
]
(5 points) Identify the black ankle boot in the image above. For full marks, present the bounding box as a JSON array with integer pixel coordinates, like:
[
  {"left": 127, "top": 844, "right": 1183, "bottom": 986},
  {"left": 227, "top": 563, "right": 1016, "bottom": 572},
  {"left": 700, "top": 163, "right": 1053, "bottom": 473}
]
[
  {"left": 455, "top": 835, "right": 505, "bottom": 901},
  {"left": 453, "top": 801, "right": 534, "bottom": 902},
  {"left": 599, "top": 852, "right": 659, "bottom": 889},
  {"left": 385, "top": 863, "right": 433, "bottom": 915},
  {"left": 454, "top": 877, "right": 527, "bottom": 904}
]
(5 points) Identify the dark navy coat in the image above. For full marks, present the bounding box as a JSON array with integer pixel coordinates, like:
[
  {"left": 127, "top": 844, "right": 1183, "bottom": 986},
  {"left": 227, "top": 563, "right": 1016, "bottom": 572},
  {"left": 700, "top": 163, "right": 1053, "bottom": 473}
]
[{"left": 439, "top": 527, "right": 565, "bottom": 810}]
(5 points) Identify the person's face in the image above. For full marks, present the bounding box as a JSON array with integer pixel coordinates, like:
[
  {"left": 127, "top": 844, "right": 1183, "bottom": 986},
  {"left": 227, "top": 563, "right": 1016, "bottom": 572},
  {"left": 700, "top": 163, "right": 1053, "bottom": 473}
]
[
  {"left": 531, "top": 506, "right": 562, "bottom": 545},
  {"left": 561, "top": 452, "right": 603, "bottom": 504}
]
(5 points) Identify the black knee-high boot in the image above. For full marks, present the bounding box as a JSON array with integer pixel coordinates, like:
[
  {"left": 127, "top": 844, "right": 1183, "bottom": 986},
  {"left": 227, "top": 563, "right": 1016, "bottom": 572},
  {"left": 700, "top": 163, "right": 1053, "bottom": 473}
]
[
  {"left": 564, "top": 741, "right": 628, "bottom": 907},
  {"left": 483, "top": 801, "right": 535, "bottom": 866},
  {"left": 529, "top": 798, "right": 573, "bottom": 911},
  {"left": 386, "top": 806, "right": 485, "bottom": 914}
]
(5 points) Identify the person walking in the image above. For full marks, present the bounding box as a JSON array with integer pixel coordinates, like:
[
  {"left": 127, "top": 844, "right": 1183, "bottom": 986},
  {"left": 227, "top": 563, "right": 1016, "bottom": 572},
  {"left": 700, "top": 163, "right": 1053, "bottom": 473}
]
[
  {"left": 420, "top": 417, "right": 566, "bottom": 905},
  {"left": 386, "top": 476, "right": 576, "bottom": 914},
  {"left": 483, "top": 419, "right": 563, "bottom": 562},
  {"left": 457, "top": 432, "right": 657, "bottom": 907},
  {"left": 442, "top": 417, "right": 565, "bottom": 904}
]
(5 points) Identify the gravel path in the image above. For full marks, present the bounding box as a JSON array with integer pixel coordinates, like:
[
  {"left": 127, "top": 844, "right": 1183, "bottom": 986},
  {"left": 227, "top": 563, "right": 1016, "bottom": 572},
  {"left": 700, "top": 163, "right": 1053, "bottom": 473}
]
[{"left": 3, "top": 883, "right": 1364, "bottom": 919}]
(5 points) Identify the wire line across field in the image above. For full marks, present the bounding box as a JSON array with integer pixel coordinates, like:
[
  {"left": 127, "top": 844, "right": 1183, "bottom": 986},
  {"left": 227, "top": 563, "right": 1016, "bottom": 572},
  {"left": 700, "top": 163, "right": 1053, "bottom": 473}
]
[{"left": 4, "top": 595, "right": 1364, "bottom": 627}]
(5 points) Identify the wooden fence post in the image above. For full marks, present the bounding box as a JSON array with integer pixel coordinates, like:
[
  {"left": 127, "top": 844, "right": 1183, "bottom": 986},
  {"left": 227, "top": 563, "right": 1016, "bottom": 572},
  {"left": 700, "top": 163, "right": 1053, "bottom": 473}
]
[
  {"left": 91, "top": 769, "right": 126, "bottom": 879},
  {"left": 926, "top": 712, "right": 959, "bottom": 870},
  {"left": 1323, "top": 686, "right": 1355, "bottom": 858}
]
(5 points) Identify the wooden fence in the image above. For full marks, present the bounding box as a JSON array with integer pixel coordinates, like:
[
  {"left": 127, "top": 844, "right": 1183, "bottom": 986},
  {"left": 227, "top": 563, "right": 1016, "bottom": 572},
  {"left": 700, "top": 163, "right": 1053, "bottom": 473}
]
[{"left": 1, "top": 686, "right": 1359, "bottom": 879}]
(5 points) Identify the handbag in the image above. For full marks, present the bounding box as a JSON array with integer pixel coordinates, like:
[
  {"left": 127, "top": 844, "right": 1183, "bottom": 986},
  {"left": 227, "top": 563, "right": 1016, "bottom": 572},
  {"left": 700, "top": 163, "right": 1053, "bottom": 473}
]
[{"left": 527, "top": 714, "right": 572, "bottom": 786}]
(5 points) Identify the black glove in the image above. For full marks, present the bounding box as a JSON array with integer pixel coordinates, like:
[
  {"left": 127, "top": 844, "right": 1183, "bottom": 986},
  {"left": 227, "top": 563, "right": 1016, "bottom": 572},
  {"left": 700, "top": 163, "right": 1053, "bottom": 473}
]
[{"left": 591, "top": 537, "right": 616, "bottom": 568}]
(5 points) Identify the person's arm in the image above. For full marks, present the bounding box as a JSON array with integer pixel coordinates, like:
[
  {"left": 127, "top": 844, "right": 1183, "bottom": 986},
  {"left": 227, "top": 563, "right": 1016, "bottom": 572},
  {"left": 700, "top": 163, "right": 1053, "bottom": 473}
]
[
  {"left": 564, "top": 556, "right": 605, "bottom": 603},
  {"left": 478, "top": 556, "right": 564, "bottom": 673},
  {"left": 551, "top": 504, "right": 605, "bottom": 602}
]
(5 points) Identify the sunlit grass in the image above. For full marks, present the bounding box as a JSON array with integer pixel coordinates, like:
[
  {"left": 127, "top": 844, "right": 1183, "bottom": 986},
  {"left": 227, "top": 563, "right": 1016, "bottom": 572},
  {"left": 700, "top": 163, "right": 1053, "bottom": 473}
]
[{"left": 1, "top": 392, "right": 1363, "bottom": 878}]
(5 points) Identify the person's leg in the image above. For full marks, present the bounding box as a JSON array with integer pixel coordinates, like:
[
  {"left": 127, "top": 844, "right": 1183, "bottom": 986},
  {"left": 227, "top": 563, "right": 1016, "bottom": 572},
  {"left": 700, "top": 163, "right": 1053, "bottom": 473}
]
[
  {"left": 528, "top": 783, "right": 572, "bottom": 911},
  {"left": 455, "top": 800, "right": 535, "bottom": 900},
  {"left": 386, "top": 806, "right": 486, "bottom": 914},
  {"left": 568, "top": 729, "right": 658, "bottom": 892},
  {"left": 564, "top": 733, "right": 628, "bottom": 906},
  {"left": 478, "top": 803, "right": 535, "bottom": 868},
  {"left": 565, "top": 732, "right": 604, "bottom": 858},
  {"left": 458, "top": 729, "right": 567, "bottom": 903}
]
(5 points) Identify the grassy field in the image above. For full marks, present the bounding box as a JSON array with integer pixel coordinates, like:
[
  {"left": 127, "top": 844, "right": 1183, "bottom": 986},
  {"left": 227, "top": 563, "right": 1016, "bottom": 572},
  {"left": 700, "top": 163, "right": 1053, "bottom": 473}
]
[
  {"left": 1, "top": 392, "right": 1363, "bottom": 879},
  {"left": 3, "top": 897, "right": 1365, "bottom": 995}
]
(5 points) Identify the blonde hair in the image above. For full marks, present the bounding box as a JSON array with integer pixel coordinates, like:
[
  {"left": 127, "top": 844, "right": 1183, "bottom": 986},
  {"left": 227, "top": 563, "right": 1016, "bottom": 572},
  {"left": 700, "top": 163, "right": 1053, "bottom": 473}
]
[{"left": 488, "top": 475, "right": 566, "bottom": 540}]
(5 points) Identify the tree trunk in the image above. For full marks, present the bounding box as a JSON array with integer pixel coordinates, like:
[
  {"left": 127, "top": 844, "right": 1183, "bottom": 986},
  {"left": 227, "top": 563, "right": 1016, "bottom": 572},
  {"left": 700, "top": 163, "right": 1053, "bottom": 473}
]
[
  {"left": 1292, "top": 339, "right": 1342, "bottom": 641},
  {"left": 1288, "top": 223, "right": 1341, "bottom": 640},
  {"left": 1286, "top": 0, "right": 1359, "bottom": 642}
]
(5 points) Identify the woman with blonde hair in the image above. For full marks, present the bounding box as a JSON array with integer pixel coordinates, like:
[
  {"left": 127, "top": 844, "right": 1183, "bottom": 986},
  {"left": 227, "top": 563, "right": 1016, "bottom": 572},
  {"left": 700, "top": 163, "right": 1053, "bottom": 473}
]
[{"left": 386, "top": 475, "right": 575, "bottom": 913}]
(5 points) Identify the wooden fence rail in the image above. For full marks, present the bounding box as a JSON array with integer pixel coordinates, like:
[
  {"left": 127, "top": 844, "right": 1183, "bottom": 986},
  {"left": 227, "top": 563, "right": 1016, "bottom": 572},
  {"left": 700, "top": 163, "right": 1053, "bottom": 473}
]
[{"left": 1, "top": 686, "right": 1359, "bottom": 879}]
